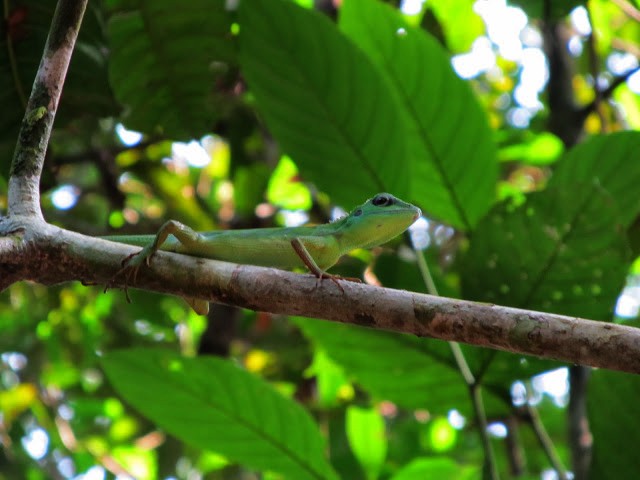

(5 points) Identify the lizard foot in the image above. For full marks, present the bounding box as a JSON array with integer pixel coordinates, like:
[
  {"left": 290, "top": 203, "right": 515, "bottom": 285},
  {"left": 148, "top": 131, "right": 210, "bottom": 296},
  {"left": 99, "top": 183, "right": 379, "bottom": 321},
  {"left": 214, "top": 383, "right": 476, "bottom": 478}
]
[
  {"left": 105, "top": 250, "right": 151, "bottom": 303},
  {"left": 313, "top": 273, "right": 362, "bottom": 293}
]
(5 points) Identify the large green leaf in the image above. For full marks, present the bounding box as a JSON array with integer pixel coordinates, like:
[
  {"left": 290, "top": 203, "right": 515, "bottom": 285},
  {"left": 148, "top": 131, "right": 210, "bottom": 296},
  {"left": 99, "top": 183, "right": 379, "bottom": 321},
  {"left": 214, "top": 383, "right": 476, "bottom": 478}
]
[
  {"left": 102, "top": 348, "right": 337, "bottom": 480},
  {"left": 295, "top": 318, "right": 555, "bottom": 415},
  {"left": 548, "top": 131, "right": 640, "bottom": 227},
  {"left": 339, "top": 0, "right": 497, "bottom": 230},
  {"left": 107, "top": 0, "right": 234, "bottom": 139},
  {"left": 462, "top": 186, "right": 630, "bottom": 320},
  {"left": 239, "top": 0, "right": 408, "bottom": 206},
  {"left": 295, "top": 318, "right": 466, "bottom": 411},
  {"left": 588, "top": 369, "right": 640, "bottom": 479}
]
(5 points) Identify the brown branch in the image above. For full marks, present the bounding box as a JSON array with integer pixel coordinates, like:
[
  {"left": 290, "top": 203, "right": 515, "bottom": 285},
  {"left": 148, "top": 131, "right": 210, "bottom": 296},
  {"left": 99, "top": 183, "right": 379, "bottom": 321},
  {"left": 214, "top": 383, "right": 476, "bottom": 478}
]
[
  {"left": 3, "top": 224, "right": 640, "bottom": 375},
  {"left": 7, "top": 0, "right": 88, "bottom": 219},
  {"left": 577, "top": 66, "right": 640, "bottom": 122},
  {"left": 543, "top": 21, "right": 583, "bottom": 146}
]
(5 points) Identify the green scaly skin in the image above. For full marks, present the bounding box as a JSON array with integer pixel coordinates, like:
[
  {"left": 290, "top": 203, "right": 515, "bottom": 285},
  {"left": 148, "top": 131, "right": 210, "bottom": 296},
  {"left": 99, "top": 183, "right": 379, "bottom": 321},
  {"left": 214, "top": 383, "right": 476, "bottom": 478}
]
[{"left": 105, "top": 193, "right": 421, "bottom": 314}]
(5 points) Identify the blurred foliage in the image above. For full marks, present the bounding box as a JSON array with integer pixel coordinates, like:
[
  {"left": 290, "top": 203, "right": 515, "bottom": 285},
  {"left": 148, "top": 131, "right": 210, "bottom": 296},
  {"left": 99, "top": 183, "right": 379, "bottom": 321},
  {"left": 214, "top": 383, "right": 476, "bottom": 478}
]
[{"left": 2, "top": 0, "right": 640, "bottom": 478}]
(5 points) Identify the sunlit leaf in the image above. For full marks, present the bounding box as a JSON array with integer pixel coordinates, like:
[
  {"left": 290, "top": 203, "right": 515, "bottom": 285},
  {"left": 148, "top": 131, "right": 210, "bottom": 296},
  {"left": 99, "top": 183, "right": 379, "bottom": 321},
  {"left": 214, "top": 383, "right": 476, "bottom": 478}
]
[
  {"left": 346, "top": 406, "right": 387, "bottom": 479},
  {"left": 390, "top": 457, "right": 478, "bottom": 480},
  {"left": 423, "top": 417, "right": 456, "bottom": 452},
  {"left": 425, "top": 0, "right": 485, "bottom": 53},
  {"left": 589, "top": 0, "right": 629, "bottom": 55},
  {"left": 306, "top": 349, "right": 353, "bottom": 408},
  {"left": 267, "top": 156, "right": 312, "bottom": 211},
  {"left": 111, "top": 445, "right": 157, "bottom": 480},
  {"left": 0, "top": 383, "right": 37, "bottom": 426},
  {"left": 499, "top": 132, "right": 564, "bottom": 165},
  {"left": 614, "top": 85, "right": 640, "bottom": 130},
  {"left": 102, "top": 348, "right": 338, "bottom": 480}
]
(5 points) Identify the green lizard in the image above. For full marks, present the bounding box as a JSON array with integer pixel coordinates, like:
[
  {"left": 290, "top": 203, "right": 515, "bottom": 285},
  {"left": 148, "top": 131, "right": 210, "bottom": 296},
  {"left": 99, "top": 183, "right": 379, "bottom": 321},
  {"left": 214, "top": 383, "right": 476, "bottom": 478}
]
[{"left": 105, "top": 193, "right": 421, "bottom": 314}]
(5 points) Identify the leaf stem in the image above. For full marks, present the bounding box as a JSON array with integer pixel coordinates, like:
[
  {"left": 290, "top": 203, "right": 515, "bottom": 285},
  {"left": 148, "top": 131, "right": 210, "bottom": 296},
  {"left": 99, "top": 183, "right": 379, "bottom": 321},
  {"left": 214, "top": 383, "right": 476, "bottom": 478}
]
[
  {"left": 525, "top": 382, "right": 569, "bottom": 480},
  {"left": 414, "top": 245, "right": 499, "bottom": 480}
]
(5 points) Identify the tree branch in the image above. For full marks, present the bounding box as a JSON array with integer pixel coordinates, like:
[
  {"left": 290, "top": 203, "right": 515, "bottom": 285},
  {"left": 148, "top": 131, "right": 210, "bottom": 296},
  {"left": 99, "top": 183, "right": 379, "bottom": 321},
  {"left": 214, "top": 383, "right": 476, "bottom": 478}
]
[
  {"left": 577, "top": 66, "right": 640, "bottom": 123},
  {"left": 7, "top": 0, "right": 88, "bottom": 219},
  {"left": 3, "top": 223, "right": 640, "bottom": 375}
]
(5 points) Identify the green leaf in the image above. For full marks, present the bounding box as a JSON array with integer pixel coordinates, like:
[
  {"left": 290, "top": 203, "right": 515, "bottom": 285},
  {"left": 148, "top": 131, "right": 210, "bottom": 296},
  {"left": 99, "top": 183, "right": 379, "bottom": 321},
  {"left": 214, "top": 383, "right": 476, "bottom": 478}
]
[
  {"left": 102, "top": 348, "right": 337, "bottom": 480},
  {"left": 239, "top": 0, "right": 408, "bottom": 206},
  {"left": 296, "top": 318, "right": 463, "bottom": 411},
  {"left": 425, "top": 0, "right": 485, "bottom": 53},
  {"left": 462, "top": 186, "right": 630, "bottom": 319},
  {"left": 306, "top": 349, "right": 352, "bottom": 408},
  {"left": 107, "top": 0, "right": 234, "bottom": 139},
  {"left": 588, "top": 369, "right": 640, "bottom": 478},
  {"left": 339, "top": 0, "right": 497, "bottom": 229},
  {"left": 267, "top": 156, "right": 313, "bottom": 211},
  {"left": 111, "top": 446, "right": 157, "bottom": 480},
  {"left": 548, "top": 132, "right": 640, "bottom": 227},
  {"left": 296, "top": 319, "right": 560, "bottom": 415},
  {"left": 346, "top": 406, "right": 387, "bottom": 480},
  {"left": 390, "top": 457, "right": 479, "bottom": 480},
  {"left": 614, "top": 84, "right": 640, "bottom": 131},
  {"left": 422, "top": 417, "right": 456, "bottom": 452},
  {"left": 498, "top": 132, "right": 564, "bottom": 165}
]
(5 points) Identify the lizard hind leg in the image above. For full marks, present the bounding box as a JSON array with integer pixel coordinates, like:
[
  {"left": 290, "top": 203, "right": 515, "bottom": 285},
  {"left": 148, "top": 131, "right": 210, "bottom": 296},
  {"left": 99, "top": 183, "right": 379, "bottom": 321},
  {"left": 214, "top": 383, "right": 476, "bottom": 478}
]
[{"left": 108, "top": 220, "right": 204, "bottom": 297}]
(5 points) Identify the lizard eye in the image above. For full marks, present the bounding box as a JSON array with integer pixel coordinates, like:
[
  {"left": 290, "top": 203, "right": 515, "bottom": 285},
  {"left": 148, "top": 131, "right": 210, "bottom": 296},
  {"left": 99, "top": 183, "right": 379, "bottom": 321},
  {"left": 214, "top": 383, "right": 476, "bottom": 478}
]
[{"left": 372, "top": 194, "right": 393, "bottom": 207}]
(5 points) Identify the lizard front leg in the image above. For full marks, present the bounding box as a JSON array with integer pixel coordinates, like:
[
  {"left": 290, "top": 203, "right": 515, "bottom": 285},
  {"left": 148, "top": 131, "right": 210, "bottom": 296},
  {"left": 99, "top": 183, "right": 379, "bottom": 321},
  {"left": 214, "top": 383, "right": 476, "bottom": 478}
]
[{"left": 290, "top": 238, "right": 346, "bottom": 292}]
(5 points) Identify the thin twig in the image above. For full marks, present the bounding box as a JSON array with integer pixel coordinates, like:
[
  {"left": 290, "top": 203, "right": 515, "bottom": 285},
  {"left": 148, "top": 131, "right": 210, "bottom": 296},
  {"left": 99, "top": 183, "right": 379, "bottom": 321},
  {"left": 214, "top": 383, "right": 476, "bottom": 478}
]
[
  {"left": 577, "top": 66, "right": 640, "bottom": 122},
  {"left": 525, "top": 383, "right": 568, "bottom": 480}
]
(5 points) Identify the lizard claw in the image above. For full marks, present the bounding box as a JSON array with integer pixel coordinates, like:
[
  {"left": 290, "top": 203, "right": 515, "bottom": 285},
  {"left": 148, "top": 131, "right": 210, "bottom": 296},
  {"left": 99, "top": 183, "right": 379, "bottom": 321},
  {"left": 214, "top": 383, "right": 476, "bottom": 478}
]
[
  {"left": 312, "top": 272, "right": 352, "bottom": 293},
  {"left": 105, "top": 249, "right": 145, "bottom": 303},
  {"left": 325, "top": 273, "right": 345, "bottom": 293}
]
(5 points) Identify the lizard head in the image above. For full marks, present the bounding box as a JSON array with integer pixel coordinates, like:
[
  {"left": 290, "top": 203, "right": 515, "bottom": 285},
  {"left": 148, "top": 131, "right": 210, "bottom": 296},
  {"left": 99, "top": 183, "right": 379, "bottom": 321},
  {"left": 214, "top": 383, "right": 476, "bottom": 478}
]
[{"left": 341, "top": 193, "right": 422, "bottom": 249}]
